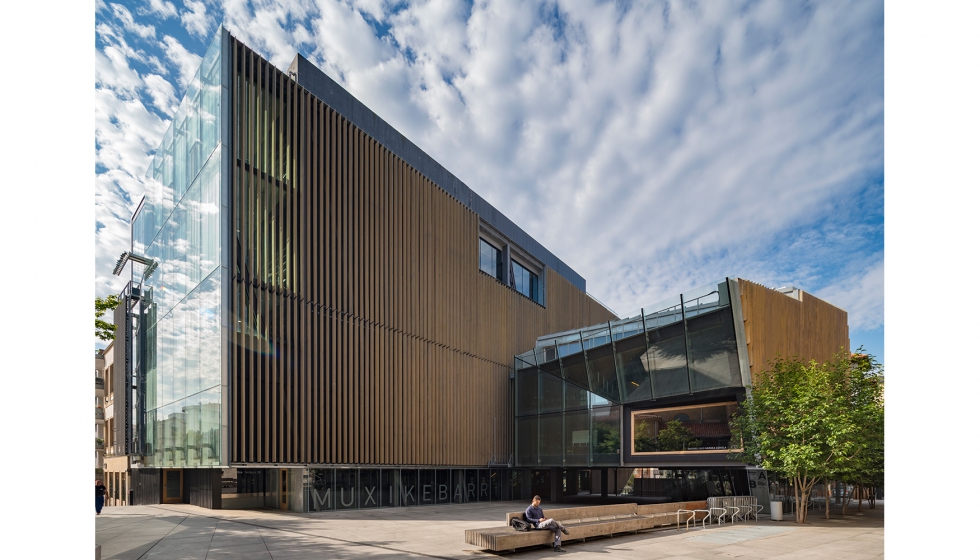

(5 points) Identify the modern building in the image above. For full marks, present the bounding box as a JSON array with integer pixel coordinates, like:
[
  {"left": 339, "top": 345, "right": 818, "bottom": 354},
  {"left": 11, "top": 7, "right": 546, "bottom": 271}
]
[{"left": 112, "top": 29, "right": 848, "bottom": 512}]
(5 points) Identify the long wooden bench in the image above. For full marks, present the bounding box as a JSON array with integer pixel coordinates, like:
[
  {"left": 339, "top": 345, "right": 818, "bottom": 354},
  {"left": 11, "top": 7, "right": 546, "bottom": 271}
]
[{"left": 464, "top": 501, "right": 709, "bottom": 553}]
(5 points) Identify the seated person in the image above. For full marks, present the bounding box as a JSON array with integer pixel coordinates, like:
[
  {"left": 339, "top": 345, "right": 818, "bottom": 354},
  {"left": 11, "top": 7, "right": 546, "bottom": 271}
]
[{"left": 525, "top": 495, "right": 570, "bottom": 552}]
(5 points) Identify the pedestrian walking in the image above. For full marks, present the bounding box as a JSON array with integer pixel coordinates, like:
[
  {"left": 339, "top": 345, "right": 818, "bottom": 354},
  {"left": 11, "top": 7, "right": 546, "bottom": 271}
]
[{"left": 96, "top": 479, "right": 107, "bottom": 514}]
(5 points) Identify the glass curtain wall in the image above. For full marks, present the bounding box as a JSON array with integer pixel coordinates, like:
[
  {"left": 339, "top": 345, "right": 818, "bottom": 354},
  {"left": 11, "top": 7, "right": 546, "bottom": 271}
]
[
  {"left": 134, "top": 30, "right": 224, "bottom": 468},
  {"left": 514, "top": 280, "right": 743, "bottom": 467}
]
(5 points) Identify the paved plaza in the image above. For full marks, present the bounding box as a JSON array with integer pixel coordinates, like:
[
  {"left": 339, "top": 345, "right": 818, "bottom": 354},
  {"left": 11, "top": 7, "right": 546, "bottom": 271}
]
[{"left": 96, "top": 500, "right": 884, "bottom": 559}]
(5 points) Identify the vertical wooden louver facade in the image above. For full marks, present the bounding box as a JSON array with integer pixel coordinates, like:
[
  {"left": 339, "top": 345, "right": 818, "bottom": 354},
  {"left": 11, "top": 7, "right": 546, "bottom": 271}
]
[
  {"left": 228, "top": 38, "right": 616, "bottom": 467},
  {"left": 737, "top": 279, "right": 850, "bottom": 377}
]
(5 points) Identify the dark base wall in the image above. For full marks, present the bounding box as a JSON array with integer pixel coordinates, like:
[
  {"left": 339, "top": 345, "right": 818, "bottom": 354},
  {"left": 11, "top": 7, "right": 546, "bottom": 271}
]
[
  {"left": 131, "top": 468, "right": 161, "bottom": 505},
  {"left": 184, "top": 469, "right": 222, "bottom": 509},
  {"left": 130, "top": 468, "right": 222, "bottom": 508}
]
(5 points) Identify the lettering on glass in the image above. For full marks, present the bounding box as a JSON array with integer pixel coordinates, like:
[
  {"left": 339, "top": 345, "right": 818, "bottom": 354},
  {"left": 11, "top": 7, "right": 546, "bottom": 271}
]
[
  {"left": 438, "top": 484, "right": 448, "bottom": 501},
  {"left": 467, "top": 483, "right": 476, "bottom": 500},
  {"left": 422, "top": 484, "right": 432, "bottom": 503},
  {"left": 340, "top": 487, "right": 355, "bottom": 507},
  {"left": 309, "top": 488, "right": 332, "bottom": 512},
  {"left": 402, "top": 484, "right": 415, "bottom": 503},
  {"left": 364, "top": 485, "right": 377, "bottom": 505},
  {"left": 453, "top": 483, "right": 463, "bottom": 502}
]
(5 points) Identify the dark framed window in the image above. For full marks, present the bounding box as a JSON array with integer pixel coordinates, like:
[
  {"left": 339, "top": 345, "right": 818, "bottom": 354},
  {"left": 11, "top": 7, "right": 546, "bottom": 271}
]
[
  {"left": 513, "top": 260, "right": 538, "bottom": 301},
  {"left": 479, "top": 238, "right": 502, "bottom": 280}
]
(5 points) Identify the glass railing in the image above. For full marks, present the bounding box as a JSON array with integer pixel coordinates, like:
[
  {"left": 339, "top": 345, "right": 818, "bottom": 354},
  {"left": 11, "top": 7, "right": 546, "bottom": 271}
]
[{"left": 95, "top": 377, "right": 105, "bottom": 391}]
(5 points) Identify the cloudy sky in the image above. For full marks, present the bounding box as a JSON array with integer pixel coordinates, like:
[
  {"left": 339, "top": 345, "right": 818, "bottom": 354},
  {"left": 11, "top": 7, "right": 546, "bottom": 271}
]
[{"left": 94, "top": 0, "right": 884, "bottom": 359}]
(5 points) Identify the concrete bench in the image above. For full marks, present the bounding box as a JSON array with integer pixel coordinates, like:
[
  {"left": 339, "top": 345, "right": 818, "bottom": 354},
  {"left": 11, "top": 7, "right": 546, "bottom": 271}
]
[{"left": 464, "top": 501, "right": 709, "bottom": 552}]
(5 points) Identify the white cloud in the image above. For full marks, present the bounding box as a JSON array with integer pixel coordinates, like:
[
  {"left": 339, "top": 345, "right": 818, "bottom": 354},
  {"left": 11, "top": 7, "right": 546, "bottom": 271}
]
[
  {"left": 815, "top": 258, "right": 884, "bottom": 331},
  {"left": 93, "top": 0, "right": 884, "bottom": 341},
  {"left": 146, "top": 0, "right": 178, "bottom": 19},
  {"left": 162, "top": 35, "right": 203, "bottom": 88},
  {"left": 180, "top": 0, "right": 214, "bottom": 38},
  {"left": 110, "top": 3, "right": 156, "bottom": 39},
  {"left": 142, "top": 73, "right": 179, "bottom": 115}
]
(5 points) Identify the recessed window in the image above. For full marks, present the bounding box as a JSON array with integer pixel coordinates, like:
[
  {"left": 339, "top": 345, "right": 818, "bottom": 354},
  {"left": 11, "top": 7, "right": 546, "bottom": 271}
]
[
  {"left": 512, "top": 261, "right": 538, "bottom": 301},
  {"left": 479, "top": 238, "right": 503, "bottom": 281}
]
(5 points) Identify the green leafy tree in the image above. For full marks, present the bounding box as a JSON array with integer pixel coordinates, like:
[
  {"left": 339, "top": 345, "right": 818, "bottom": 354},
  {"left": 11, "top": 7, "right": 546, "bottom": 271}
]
[
  {"left": 96, "top": 295, "right": 120, "bottom": 341},
  {"left": 729, "top": 351, "right": 881, "bottom": 523},
  {"left": 657, "top": 420, "right": 702, "bottom": 451},
  {"left": 830, "top": 351, "right": 884, "bottom": 515}
]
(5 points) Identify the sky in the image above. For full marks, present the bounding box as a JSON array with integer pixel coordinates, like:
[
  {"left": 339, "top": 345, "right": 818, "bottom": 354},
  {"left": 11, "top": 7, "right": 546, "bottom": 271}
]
[{"left": 94, "top": 0, "right": 884, "bottom": 360}]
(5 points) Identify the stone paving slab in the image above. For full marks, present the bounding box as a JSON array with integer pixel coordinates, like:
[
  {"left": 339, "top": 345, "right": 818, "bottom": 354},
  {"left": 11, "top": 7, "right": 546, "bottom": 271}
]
[{"left": 96, "top": 501, "right": 884, "bottom": 559}]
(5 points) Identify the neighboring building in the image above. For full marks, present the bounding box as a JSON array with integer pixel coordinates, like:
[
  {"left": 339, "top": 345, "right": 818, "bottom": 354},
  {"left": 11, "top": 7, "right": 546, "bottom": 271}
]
[
  {"left": 114, "top": 29, "right": 849, "bottom": 512},
  {"left": 100, "top": 325, "right": 134, "bottom": 507},
  {"left": 95, "top": 350, "right": 106, "bottom": 474},
  {"left": 513, "top": 279, "right": 848, "bottom": 511}
]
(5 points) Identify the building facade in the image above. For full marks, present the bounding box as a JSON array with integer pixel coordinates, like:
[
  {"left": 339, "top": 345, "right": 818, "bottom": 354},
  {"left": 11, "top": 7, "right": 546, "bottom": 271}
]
[
  {"left": 512, "top": 278, "right": 848, "bottom": 509},
  {"left": 96, "top": 350, "right": 106, "bottom": 474},
  {"left": 120, "top": 28, "right": 614, "bottom": 510}
]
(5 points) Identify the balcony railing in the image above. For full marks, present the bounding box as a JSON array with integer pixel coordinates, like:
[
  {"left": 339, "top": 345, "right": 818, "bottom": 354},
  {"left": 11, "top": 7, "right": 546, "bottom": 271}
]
[
  {"left": 95, "top": 377, "right": 104, "bottom": 391},
  {"left": 95, "top": 407, "right": 105, "bottom": 420},
  {"left": 96, "top": 438, "right": 105, "bottom": 450}
]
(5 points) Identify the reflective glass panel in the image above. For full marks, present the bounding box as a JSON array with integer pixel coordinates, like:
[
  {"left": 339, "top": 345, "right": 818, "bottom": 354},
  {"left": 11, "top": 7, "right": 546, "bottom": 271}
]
[
  {"left": 538, "top": 413, "right": 563, "bottom": 465},
  {"left": 419, "top": 470, "right": 436, "bottom": 505},
  {"left": 564, "top": 410, "right": 590, "bottom": 465},
  {"left": 465, "top": 469, "right": 479, "bottom": 502},
  {"left": 540, "top": 371, "right": 563, "bottom": 413},
  {"left": 591, "top": 406, "right": 621, "bottom": 465},
  {"left": 564, "top": 381, "right": 589, "bottom": 411},
  {"left": 309, "top": 469, "right": 334, "bottom": 511},
  {"left": 585, "top": 343, "right": 620, "bottom": 402},
  {"left": 381, "top": 469, "right": 400, "bottom": 507},
  {"left": 560, "top": 351, "right": 590, "bottom": 393},
  {"left": 359, "top": 469, "right": 380, "bottom": 508},
  {"left": 648, "top": 322, "right": 689, "bottom": 397},
  {"left": 517, "top": 369, "right": 539, "bottom": 416},
  {"left": 400, "top": 470, "right": 419, "bottom": 506},
  {"left": 615, "top": 332, "right": 653, "bottom": 402},
  {"left": 336, "top": 470, "right": 358, "bottom": 510},
  {"left": 687, "top": 309, "right": 741, "bottom": 392},
  {"left": 517, "top": 416, "right": 538, "bottom": 466},
  {"left": 436, "top": 470, "right": 451, "bottom": 504}
]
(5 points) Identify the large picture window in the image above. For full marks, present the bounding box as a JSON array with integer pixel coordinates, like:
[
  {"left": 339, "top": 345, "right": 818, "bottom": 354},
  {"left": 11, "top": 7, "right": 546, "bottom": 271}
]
[
  {"left": 513, "top": 261, "right": 539, "bottom": 301},
  {"left": 631, "top": 402, "right": 740, "bottom": 455},
  {"left": 479, "top": 238, "right": 502, "bottom": 280}
]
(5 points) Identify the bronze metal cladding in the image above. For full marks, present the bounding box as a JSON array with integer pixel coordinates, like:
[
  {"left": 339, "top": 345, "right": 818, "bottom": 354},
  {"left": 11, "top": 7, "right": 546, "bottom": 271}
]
[{"left": 228, "top": 38, "right": 616, "bottom": 465}]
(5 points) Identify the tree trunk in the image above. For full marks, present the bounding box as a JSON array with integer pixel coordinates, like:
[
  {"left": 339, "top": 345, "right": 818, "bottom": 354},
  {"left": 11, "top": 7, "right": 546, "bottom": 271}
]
[
  {"left": 794, "top": 480, "right": 801, "bottom": 523},
  {"left": 841, "top": 484, "right": 851, "bottom": 516},
  {"left": 857, "top": 485, "right": 863, "bottom": 512},
  {"left": 825, "top": 480, "right": 831, "bottom": 519},
  {"left": 869, "top": 488, "right": 876, "bottom": 509}
]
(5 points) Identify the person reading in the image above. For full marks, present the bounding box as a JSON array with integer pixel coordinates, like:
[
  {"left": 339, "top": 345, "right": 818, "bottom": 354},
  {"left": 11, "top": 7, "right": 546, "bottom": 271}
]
[{"left": 525, "top": 495, "right": 570, "bottom": 552}]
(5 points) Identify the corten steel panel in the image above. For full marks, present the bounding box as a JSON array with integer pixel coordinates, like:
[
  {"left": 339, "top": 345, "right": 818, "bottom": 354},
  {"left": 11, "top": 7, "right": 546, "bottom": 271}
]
[
  {"left": 737, "top": 279, "right": 850, "bottom": 378},
  {"left": 229, "top": 37, "right": 615, "bottom": 465}
]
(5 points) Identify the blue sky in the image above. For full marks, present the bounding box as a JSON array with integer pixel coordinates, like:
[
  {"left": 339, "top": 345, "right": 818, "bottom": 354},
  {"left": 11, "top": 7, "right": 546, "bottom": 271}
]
[{"left": 95, "top": 0, "right": 884, "bottom": 360}]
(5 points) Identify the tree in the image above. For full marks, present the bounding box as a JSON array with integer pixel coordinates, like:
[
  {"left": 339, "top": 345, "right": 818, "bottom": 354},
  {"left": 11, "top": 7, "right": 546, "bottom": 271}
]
[
  {"left": 829, "top": 351, "right": 884, "bottom": 515},
  {"left": 657, "top": 420, "right": 702, "bottom": 451},
  {"left": 729, "top": 351, "right": 882, "bottom": 524},
  {"left": 96, "top": 295, "right": 120, "bottom": 341}
]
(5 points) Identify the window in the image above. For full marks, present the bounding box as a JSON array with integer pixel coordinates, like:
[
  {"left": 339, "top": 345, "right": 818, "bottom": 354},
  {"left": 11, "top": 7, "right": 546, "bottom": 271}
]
[
  {"left": 512, "top": 261, "right": 538, "bottom": 301},
  {"left": 479, "top": 238, "right": 502, "bottom": 280}
]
